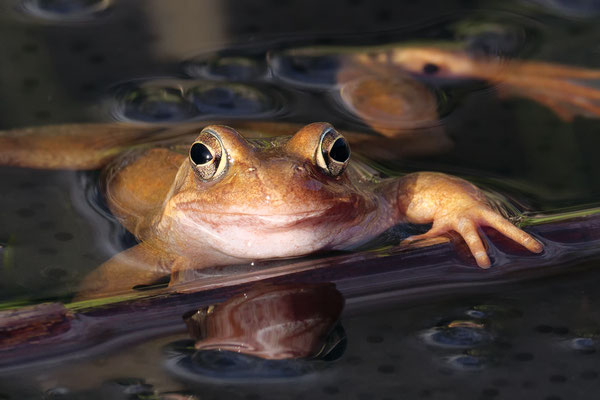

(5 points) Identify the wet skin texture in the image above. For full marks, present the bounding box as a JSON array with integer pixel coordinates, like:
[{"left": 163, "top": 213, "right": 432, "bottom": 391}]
[
  {"left": 18, "top": 41, "right": 600, "bottom": 298},
  {"left": 0, "top": 122, "right": 541, "bottom": 299}
]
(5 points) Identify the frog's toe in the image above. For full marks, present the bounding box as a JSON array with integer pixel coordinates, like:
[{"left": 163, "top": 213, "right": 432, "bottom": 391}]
[
  {"left": 404, "top": 222, "right": 447, "bottom": 244},
  {"left": 456, "top": 217, "right": 491, "bottom": 268},
  {"left": 405, "top": 218, "right": 491, "bottom": 268},
  {"left": 478, "top": 209, "right": 543, "bottom": 254}
]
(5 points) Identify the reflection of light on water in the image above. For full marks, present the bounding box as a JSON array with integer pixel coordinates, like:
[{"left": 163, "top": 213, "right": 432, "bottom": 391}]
[
  {"left": 113, "top": 85, "right": 198, "bottom": 123},
  {"left": 44, "top": 378, "right": 200, "bottom": 400},
  {"left": 163, "top": 341, "right": 325, "bottom": 383},
  {"left": 566, "top": 337, "right": 597, "bottom": 353},
  {"left": 419, "top": 310, "right": 509, "bottom": 372},
  {"left": 187, "top": 82, "right": 284, "bottom": 116},
  {"left": 523, "top": 0, "right": 600, "bottom": 18},
  {"left": 18, "top": 0, "right": 112, "bottom": 21},
  {"left": 452, "top": 19, "right": 532, "bottom": 58},
  {"left": 184, "top": 56, "right": 267, "bottom": 81},
  {"left": 445, "top": 354, "right": 487, "bottom": 371},
  {"left": 163, "top": 318, "right": 346, "bottom": 383},
  {"left": 421, "top": 323, "right": 493, "bottom": 349},
  {"left": 268, "top": 51, "right": 342, "bottom": 89}
]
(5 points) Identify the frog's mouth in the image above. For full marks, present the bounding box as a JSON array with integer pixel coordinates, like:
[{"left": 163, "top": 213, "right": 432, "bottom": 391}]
[
  {"left": 169, "top": 192, "right": 375, "bottom": 232},
  {"left": 162, "top": 197, "right": 384, "bottom": 260},
  {"left": 181, "top": 198, "right": 369, "bottom": 230},
  {"left": 190, "top": 209, "right": 331, "bottom": 228}
]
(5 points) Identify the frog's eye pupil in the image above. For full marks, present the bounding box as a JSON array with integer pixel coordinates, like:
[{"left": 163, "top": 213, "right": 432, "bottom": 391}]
[
  {"left": 316, "top": 127, "right": 351, "bottom": 176},
  {"left": 423, "top": 63, "right": 439, "bottom": 75},
  {"left": 190, "top": 142, "right": 213, "bottom": 165},
  {"left": 329, "top": 137, "right": 350, "bottom": 162}
]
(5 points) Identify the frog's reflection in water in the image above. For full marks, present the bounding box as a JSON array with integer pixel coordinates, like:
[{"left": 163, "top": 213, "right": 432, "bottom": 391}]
[{"left": 165, "top": 282, "right": 346, "bottom": 381}]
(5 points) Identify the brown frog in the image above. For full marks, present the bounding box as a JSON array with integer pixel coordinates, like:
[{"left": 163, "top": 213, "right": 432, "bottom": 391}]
[
  {"left": 0, "top": 121, "right": 542, "bottom": 299},
  {"left": 272, "top": 45, "right": 600, "bottom": 134}
]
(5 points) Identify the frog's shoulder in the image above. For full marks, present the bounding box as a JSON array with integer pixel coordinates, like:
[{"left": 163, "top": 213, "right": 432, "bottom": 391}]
[{"left": 102, "top": 144, "right": 186, "bottom": 237}]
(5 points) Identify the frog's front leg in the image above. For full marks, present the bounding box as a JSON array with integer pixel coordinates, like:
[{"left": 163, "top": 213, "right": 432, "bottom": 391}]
[
  {"left": 75, "top": 242, "right": 177, "bottom": 300},
  {"left": 76, "top": 242, "right": 248, "bottom": 300},
  {"left": 392, "top": 172, "right": 543, "bottom": 267}
]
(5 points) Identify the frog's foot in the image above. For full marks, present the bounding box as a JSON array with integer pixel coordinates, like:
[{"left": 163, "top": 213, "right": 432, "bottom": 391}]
[
  {"left": 404, "top": 206, "right": 543, "bottom": 268},
  {"left": 498, "top": 61, "right": 600, "bottom": 121}
]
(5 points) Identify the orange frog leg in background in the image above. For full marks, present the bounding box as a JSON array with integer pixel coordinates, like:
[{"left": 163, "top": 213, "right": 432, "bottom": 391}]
[{"left": 354, "top": 46, "right": 600, "bottom": 121}]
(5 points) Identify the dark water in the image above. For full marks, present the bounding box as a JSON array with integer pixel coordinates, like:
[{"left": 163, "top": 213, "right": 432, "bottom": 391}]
[{"left": 1, "top": 0, "right": 600, "bottom": 399}]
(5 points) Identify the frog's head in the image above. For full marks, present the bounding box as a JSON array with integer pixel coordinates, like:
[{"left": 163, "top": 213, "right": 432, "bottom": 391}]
[{"left": 161, "top": 123, "right": 378, "bottom": 258}]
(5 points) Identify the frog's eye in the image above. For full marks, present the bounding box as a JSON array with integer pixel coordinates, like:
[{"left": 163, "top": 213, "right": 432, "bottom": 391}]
[
  {"left": 316, "top": 128, "right": 350, "bottom": 176},
  {"left": 189, "top": 130, "right": 228, "bottom": 181}
]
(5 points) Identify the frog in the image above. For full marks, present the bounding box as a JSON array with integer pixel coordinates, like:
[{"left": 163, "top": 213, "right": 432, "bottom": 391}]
[
  {"left": 270, "top": 44, "right": 600, "bottom": 133},
  {"left": 0, "top": 121, "right": 543, "bottom": 300}
]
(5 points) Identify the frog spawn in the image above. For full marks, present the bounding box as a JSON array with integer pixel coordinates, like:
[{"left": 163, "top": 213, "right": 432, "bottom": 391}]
[
  {"left": 116, "top": 86, "right": 198, "bottom": 122},
  {"left": 423, "top": 303, "right": 600, "bottom": 374},
  {"left": 184, "top": 56, "right": 267, "bottom": 81},
  {"left": 42, "top": 378, "right": 196, "bottom": 400},
  {"left": 112, "top": 80, "right": 287, "bottom": 122},
  {"left": 110, "top": 52, "right": 448, "bottom": 139},
  {"left": 187, "top": 82, "right": 283, "bottom": 116},
  {"left": 419, "top": 305, "right": 521, "bottom": 371},
  {"left": 109, "top": 44, "right": 600, "bottom": 142},
  {"left": 18, "top": 0, "right": 112, "bottom": 21},
  {"left": 567, "top": 337, "right": 597, "bottom": 354},
  {"left": 268, "top": 50, "right": 447, "bottom": 134}
]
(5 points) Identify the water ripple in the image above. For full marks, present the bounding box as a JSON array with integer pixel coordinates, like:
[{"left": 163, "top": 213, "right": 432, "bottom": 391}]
[
  {"left": 18, "top": 0, "right": 111, "bottom": 21},
  {"left": 111, "top": 79, "right": 288, "bottom": 122},
  {"left": 187, "top": 82, "right": 285, "bottom": 117},
  {"left": 445, "top": 354, "right": 487, "bottom": 371},
  {"left": 112, "top": 84, "right": 198, "bottom": 123},
  {"left": 268, "top": 51, "right": 342, "bottom": 89},
  {"left": 422, "top": 321, "right": 492, "bottom": 349},
  {"left": 184, "top": 56, "right": 267, "bottom": 81}
]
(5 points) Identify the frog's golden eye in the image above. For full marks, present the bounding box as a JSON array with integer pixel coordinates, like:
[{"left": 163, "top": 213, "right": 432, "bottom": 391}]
[
  {"left": 316, "top": 128, "right": 350, "bottom": 176},
  {"left": 189, "top": 129, "right": 228, "bottom": 181}
]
